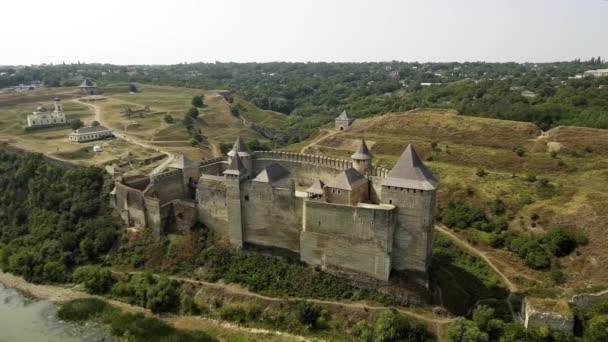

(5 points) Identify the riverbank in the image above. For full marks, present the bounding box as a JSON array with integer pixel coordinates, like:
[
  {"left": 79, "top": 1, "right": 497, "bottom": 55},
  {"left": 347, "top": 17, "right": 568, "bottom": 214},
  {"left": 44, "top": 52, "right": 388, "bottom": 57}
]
[{"left": 0, "top": 271, "right": 309, "bottom": 342}]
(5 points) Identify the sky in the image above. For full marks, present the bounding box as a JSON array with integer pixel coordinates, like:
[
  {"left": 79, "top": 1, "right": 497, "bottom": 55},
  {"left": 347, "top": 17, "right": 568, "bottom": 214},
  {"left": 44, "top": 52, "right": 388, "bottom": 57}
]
[{"left": 1, "top": 0, "right": 607, "bottom": 65}]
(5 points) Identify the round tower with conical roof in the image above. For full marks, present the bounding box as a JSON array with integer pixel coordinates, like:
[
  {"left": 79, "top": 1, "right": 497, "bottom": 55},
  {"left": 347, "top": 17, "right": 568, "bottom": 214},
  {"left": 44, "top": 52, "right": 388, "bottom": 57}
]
[{"left": 351, "top": 139, "right": 373, "bottom": 175}]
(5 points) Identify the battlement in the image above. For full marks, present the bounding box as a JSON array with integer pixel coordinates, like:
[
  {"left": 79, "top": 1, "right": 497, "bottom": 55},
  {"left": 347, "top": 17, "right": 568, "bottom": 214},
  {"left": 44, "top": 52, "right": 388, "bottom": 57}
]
[
  {"left": 200, "top": 156, "right": 227, "bottom": 167},
  {"left": 151, "top": 168, "right": 183, "bottom": 183},
  {"left": 254, "top": 151, "right": 354, "bottom": 171}
]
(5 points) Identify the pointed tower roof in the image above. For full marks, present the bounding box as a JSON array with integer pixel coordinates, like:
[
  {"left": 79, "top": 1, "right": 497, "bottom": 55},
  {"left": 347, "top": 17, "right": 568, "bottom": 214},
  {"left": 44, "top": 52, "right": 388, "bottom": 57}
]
[
  {"left": 80, "top": 79, "right": 96, "bottom": 87},
  {"left": 382, "top": 144, "right": 439, "bottom": 190},
  {"left": 169, "top": 155, "right": 195, "bottom": 169},
  {"left": 351, "top": 139, "right": 373, "bottom": 160},
  {"left": 326, "top": 168, "right": 367, "bottom": 190},
  {"left": 305, "top": 179, "right": 325, "bottom": 195},
  {"left": 223, "top": 153, "right": 246, "bottom": 176},
  {"left": 227, "top": 136, "right": 251, "bottom": 157},
  {"left": 253, "top": 163, "right": 289, "bottom": 184},
  {"left": 336, "top": 110, "right": 352, "bottom": 121}
]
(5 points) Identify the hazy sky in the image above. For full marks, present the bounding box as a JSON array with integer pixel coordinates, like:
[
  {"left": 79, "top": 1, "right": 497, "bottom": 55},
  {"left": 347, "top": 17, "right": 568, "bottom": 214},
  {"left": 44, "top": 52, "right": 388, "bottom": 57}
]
[{"left": 2, "top": 0, "right": 607, "bottom": 65}]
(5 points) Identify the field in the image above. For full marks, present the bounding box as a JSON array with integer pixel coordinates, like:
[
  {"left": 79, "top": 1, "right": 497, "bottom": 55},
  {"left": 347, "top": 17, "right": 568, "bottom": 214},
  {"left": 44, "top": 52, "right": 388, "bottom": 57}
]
[
  {"left": 0, "top": 84, "right": 286, "bottom": 166},
  {"left": 288, "top": 109, "right": 608, "bottom": 293}
]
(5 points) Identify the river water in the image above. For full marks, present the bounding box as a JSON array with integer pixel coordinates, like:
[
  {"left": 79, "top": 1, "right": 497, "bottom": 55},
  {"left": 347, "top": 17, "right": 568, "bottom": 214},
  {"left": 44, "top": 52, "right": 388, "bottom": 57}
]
[{"left": 0, "top": 284, "right": 114, "bottom": 342}]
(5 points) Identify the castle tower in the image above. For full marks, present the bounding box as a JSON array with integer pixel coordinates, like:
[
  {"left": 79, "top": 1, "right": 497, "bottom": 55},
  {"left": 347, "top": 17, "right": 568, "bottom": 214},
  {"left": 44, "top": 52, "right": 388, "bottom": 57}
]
[
  {"left": 169, "top": 155, "right": 200, "bottom": 199},
  {"left": 335, "top": 110, "right": 354, "bottom": 131},
  {"left": 53, "top": 98, "right": 63, "bottom": 112},
  {"left": 381, "top": 145, "right": 439, "bottom": 282},
  {"left": 223, "top": 153, "right": 247, "bottom": 248},
  {"left": 227, "top": 136, "right": 253, "bottom": 172},
  {"left": 351, "top": 139, "right": 373, "bottom": 175}
]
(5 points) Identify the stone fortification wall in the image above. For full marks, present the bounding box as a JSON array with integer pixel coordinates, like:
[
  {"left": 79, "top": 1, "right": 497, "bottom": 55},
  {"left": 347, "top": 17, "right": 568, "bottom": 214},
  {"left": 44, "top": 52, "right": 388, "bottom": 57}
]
[
  {"left": 144, "top": 197, "right": 162, "bottom": 235},
  {"left": 114, "top": 181, "right": 147, "bottom": 227},
  {"left": 147, "top": 169, "right": 185, "bottom": 204},
  {"left": 570, "top": 289, "right": 608, "bottom": 310},
  {"left": 166, "top": 199, "right": 198, "bottom": 234},
  {"left": 200, "top": 157, "right": 227, "bottom": 176},
  {"left": 196, "top": 176, "right": 229, "bottom": 242},
  {"left": 300, "top": 200, "right": 395, "bottom": 280},
  {"left": 253, "top": 152, "right": 353, "bottom": 187},
  {"left": 524, "top": 299, "right": 574, "bottom": 334},
  {"left": 382, "top": 186, "right": 436, "bottom": 273},
  {"left": 241, "top": 182, "right": 303, "bottom": 253}
]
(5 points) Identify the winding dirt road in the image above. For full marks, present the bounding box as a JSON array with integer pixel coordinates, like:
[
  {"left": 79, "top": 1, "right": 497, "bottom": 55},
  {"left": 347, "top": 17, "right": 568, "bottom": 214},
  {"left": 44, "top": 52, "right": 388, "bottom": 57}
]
[{"left": 72, "top": 99, "right": 174, "bottom": 174}]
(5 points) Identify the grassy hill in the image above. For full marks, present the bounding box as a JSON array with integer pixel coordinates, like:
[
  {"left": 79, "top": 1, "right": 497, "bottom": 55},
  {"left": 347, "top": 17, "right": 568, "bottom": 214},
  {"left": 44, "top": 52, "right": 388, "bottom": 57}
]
[
  {"left": 287, "top": 109, "right": 608, "bottom": 293},
  {"left": 0, "top": 84, "right": 287, "bottom": 165}
]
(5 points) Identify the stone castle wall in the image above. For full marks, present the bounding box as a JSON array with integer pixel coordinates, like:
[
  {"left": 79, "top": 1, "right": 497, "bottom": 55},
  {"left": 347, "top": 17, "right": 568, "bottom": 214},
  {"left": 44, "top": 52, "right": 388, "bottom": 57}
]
[
  {"left": 242, "top": 181, "right": 303, "bottom": 253},
  {"left": 301, "top": 200, "right": 395, "bottom": 280}
]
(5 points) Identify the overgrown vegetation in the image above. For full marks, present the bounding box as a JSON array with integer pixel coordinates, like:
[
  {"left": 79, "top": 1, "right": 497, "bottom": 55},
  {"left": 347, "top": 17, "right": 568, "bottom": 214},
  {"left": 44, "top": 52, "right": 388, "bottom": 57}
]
[
  {"left": 0, "top": 151, "right": 120, "bottom": 283},
  {"left": 446, "top": 305, "right": 574, "bottom": 342},
  {"left": 58, "top": 298, "right": 215, "bottom": 342},
  {"left": 440, "top": 199, "right": 585, "bottom": 270}
]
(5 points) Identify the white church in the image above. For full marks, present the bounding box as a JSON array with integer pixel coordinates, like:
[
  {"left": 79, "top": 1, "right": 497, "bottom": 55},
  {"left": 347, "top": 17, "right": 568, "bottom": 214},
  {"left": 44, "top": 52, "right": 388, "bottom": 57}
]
[{"left": 26, "top": 98, "right": 67, "bottom": 128}]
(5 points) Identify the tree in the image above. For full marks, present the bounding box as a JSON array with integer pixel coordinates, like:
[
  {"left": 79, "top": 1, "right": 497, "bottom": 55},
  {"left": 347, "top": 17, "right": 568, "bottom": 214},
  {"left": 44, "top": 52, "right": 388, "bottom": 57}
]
[
  {"left": 70, "top": 119, "right": 84, "bottom": 131},
  {"left": 472, "top": 305, "right": 495, "bottom": 332},
  {"left": 446, "top": 318, "right": 488, "bottom": 342},
  {"left": 73, "top": 266, "right": 114, "bottom": 294},
  {"left": 145, "top": 276, "right": 180, "bottom": 313},
  {"left": 129, "top": 83, "right": 138, "bottom": 93},
  {"left": 163, "top": 114, "right": 174, "bottom": 124},
  {"left": 91, "top": 120, "right": 100, "bottom": 126},
  {"left": 187, "top": 107, "right": 199, "bottom": 118},
  {"left": 191, "top": 95, "right": 204, "bottom": 108}
]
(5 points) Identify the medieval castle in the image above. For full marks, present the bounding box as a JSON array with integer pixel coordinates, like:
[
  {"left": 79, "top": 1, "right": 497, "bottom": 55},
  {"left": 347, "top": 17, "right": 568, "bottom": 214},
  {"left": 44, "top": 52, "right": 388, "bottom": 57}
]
[{"left": 111, "top": 118, "right": 439, "bottom": 284}]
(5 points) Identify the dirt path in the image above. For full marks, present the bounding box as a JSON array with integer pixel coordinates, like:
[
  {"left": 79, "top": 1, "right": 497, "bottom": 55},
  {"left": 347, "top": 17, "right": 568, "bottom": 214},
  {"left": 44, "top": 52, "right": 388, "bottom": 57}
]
[
  {"left": 72, "top": 99, "right": 174, "bottom": 175},
  {"left": 115, "top": 270, "right": 454, "bottom": 327},
  {"left": 436, "top": 225, "right": 517, "bottom": 292},
  {"left": 299, "top": 130, "right": 338, "bottom": 154},
  {"left": 435, "top": 225, "right": 527, "bottom": 322}
]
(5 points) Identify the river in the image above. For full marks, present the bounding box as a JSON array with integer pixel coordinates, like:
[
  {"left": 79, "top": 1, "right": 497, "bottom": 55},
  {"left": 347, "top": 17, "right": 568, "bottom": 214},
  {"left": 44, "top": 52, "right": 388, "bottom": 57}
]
[{"left": 0, "top": 284, "right": 114, "bottom": 342}]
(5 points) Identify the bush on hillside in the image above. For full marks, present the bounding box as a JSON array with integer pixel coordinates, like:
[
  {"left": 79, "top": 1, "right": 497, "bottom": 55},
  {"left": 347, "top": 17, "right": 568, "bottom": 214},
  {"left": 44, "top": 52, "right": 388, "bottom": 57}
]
[
  {"left": 73, "top": 266, "right": 114, "bottom": 294},
  {"left": 440, "top": 200, "right": 487, "bottom": 229}
]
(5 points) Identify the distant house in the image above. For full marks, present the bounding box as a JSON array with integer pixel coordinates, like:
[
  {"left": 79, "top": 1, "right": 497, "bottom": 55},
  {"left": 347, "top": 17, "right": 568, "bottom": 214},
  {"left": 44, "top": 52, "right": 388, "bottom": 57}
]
[
  {"left": 521, "top": 90, "right": 537, "bottom": 98},
  {"left": 335, "top": 110, "right": 354, "bottom": 131},
  {"left": 80, "top": 79, "right": 99, "bottom": 95},
  {"left": 26, "top": 98, "right": 67, "bottom": 128},
  {"left": 69, "top": 125, "right": 113, "bottom": 142},
  {"left": 583, "top": 69, "right": 608, "bottom": 78}
]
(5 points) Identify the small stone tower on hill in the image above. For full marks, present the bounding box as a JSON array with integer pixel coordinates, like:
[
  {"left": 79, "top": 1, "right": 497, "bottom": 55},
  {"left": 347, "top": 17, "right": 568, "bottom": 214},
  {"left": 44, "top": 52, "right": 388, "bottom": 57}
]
[
  {"left": 351, "top": 139, "right": 373, "bottom": 175},
  {"left": 335, "top": 110, "right": 354, "bottom": 131},
  {"left": 381, "top": 145, "right": 439, "bottom": 276}
]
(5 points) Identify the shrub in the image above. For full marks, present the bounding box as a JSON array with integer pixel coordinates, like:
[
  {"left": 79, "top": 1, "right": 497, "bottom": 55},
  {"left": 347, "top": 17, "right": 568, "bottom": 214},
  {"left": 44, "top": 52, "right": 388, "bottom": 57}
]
[
  {"left": 58, "top": 298, "right": 110, "bottom": 321},
  {"left": 513, "top": 146, "right": 525, "bottom": 157},
  {"left": 180, "top": 293, "right": 200, "bottom": 315},
  {"left": 524, "top": 174, "right": 537, "bottom": 182},
  {"left": 440, "top": 200, "right": 487, "bottom": 229},
  {"left": 296, "top": 301, "right": 325, "bottom": 330},
  {"left": 70, "top": 119, "right": 84, "bottom": 131},
  {"left": 163, "top": 114, "right": 174, "bottom": 124},
  {"left": 218, "top": 302, "right": 262, "bottom": 323},
  {"left": 73, "top": 266, "right": 114, "bottom": 294},
  {"left": 446, "top": 318, "right": 488, "bottom": 342},
  {"left": 472, "top": 305, "right": 495, "bottom": 332},
  {"left": 191, "top": 95, "right": 204, "bottom": 108},
  {"left": 585, "top": 315, "right": 608, "bottom": 342},
  {"left": 543, "top": 229, "right": 579, "bottom": 257},
  {"left": 476, "top": 168, "right": 488, "bottom": 177},
  {"left": 187, "top": 106, "right": 199, "bottom": 118}
]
